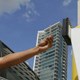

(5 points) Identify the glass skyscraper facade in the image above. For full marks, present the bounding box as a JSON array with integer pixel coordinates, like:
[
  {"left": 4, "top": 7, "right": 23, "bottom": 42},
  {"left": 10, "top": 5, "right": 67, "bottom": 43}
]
[{"left": 34, "top": 20, "right": 71, "bottom": 80}]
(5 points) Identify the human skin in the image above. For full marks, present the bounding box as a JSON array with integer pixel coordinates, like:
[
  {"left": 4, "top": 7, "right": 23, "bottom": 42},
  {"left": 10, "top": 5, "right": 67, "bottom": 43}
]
[{"left": 0, "top": 35, "right": 53, "bottom": 69}]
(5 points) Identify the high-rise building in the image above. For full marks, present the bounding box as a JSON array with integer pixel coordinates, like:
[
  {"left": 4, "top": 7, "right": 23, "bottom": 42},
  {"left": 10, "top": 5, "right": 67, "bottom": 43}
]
[
  {"left": 78, "top": 0, "right": 80, "bottom": 25},
  {"left": 0, "top": 40, "right": 40, "bottom": 80},
  {"left": 33, "top": 18, "right": 71, "bottom": 80}
]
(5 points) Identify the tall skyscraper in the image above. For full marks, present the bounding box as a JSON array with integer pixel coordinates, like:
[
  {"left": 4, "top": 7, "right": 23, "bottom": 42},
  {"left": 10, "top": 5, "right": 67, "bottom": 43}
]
[
  {"left": 0, "top": 40, "right": 40, "bottom": 80},
  {"left": 33, "top": 18, "right": 71, "bottom": 80},
  {"left": 78, "top": 0, "right": 80, "bottom": 25}
]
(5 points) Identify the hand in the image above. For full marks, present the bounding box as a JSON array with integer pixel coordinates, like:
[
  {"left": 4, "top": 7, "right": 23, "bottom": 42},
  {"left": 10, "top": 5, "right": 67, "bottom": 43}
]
[
  {"left": 37, "top": 35, "right": 53, "bottom": 53},
  {"left": 0, "top": 35, "right": 53, "bottom": 69}
]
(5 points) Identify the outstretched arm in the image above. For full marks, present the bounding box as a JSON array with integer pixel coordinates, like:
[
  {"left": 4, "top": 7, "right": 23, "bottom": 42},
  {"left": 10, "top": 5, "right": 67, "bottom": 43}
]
[{"left": 0, "top": 35, "right": 53, "bottom": 69}]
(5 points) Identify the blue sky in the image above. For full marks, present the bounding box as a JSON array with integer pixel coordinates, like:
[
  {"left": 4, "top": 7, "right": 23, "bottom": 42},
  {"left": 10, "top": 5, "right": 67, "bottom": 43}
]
[{"left": 0, "top": 0, "right": 77, "bottom": 79}]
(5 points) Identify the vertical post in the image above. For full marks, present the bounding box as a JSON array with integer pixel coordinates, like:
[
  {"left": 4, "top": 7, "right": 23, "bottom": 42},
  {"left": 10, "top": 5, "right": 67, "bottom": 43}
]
[{"left": 78, "top": 0, "right": 80, "bottom": 25}]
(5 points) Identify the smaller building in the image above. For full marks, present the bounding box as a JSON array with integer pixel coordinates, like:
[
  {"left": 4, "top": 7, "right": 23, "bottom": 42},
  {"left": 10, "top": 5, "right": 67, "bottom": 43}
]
[
  {"left": 0, "top": 76, "right": 8, "bottom": 80},
  {"left": 0, "top": 40, "right": 40, "bottom": 80}
]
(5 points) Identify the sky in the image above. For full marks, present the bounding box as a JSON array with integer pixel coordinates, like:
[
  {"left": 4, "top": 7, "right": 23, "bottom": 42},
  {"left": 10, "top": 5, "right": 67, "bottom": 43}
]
[{"left": 0, "top": 0, "right": 77, "bottom": 80}]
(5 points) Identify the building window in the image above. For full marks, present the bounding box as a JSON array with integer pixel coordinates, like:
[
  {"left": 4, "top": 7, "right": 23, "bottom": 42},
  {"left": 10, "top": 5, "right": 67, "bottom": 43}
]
[
  {"left": 12, "top": 70, "right": 16, "bottom": 74},
  {"left": 54, "top": 74, "right": 58, "bottom": 78},
  {"left": 19, "top": 76, "right": 23, "bottom": 79},
  {"left": 25, "top": 77, "right": 29, "bottom": 80},
  {"left": 19, "top": 71, "right": 24, "bottom": 75}
]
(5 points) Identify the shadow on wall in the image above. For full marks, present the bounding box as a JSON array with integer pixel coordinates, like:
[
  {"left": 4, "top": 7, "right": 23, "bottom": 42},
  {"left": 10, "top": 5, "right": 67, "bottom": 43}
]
[{"left": 75, "top": 76, "right": 78, "bottom": 80}]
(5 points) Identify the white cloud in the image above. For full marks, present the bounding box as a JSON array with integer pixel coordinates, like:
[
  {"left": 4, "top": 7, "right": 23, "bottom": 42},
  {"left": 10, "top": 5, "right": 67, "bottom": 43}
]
[
  {"left": 0, "top": 0, "right": 39, "bottom": 21},
  {"left": 63, "top": 0, "right": 72, "bottom": 6},
  {"left": 0, "top": 0, "right": 27, "bottom": 14},
  {"left": 23, "top": 1, "right": 40, "bottom": 22}
]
